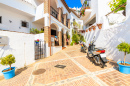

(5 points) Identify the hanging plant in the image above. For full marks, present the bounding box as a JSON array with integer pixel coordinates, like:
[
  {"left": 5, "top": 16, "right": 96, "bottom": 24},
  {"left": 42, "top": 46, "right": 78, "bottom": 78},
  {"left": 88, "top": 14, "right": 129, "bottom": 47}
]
[
  {"left": 92, "top": 25, "right": 96, "bottom": 30},
  {"left": 97, "top": 24, "right": 103, "bottom": 29},
  {"left": 81, "top": 9, "right": 85, "bottom": 16}
]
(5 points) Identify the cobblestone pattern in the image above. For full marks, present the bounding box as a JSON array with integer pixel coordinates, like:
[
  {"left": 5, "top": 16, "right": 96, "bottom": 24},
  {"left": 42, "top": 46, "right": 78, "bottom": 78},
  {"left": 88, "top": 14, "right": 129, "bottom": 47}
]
[
  {"left": 58, "top": 77, "right": 100, "bottom": 86},
  {"left": 97, "top": 70, "right": 130, "bottom": 86},
  {"left": 74, "top": 56, "right": 118, "bottom": 72},
  {"left": 33, "top": 59, "right": 85, "bottom": 84},
  {"left": 0, "top": 67, "right": 33, "bottom": 86}
]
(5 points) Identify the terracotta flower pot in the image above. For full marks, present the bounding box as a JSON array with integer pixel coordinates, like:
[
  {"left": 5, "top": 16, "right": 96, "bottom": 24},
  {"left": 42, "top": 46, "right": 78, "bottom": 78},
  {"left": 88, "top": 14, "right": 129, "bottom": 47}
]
[
  {"left": 92, "top": 25, "right": 96, "bottom": 31},
  {"left": 89, "top": 27, "right": 91, "bottom": 31},
  {"left": 86, "top": 30, "right": 88, "bottom": 32},
  {"left": 86, "top": 7, "right": 90, "bottom": 9},
  {"left": 97, "top": 24, "right": 102, "bottom": 29}
]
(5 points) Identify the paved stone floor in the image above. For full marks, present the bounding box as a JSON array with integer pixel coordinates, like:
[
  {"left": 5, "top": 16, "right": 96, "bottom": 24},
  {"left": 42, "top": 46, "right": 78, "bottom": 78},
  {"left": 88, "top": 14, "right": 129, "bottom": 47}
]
[{"left": 0, "top": 45, "right": 130, "bottom": 86}]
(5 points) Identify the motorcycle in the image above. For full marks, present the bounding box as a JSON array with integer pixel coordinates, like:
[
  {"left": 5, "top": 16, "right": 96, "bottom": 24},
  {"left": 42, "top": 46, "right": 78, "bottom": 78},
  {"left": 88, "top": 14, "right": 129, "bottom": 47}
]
[
  {"left": 87, "top": 36, "right": 108, "bottom": 68},
  {"left": 80, "top": 41, "right": 87, "bottom": 53}
]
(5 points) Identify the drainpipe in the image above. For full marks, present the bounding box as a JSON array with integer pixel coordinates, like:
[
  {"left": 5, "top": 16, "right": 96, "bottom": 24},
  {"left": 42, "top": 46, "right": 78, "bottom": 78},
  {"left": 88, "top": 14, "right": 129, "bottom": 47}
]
[{"left": 49, "top": 0, "right": 51, "bottom": 56}]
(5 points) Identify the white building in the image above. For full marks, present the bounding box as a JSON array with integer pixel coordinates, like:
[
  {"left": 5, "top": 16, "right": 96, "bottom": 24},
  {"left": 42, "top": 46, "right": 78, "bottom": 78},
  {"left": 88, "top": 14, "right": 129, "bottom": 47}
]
[
  {"left": 0, "top": 0, "right": 83, "bottom": 75},
  {"left": 0, "top": 0, "right": 83, "bottom": 57},
  {"left": 80, "top": 0, "right": 130, "bottom": 62}
]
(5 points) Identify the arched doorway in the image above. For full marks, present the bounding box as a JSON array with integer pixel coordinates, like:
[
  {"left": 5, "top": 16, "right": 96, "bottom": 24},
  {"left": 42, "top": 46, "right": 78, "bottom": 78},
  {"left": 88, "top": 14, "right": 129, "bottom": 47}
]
[{"left": 50, "top": 23, "right": 59, "bottom": 46}]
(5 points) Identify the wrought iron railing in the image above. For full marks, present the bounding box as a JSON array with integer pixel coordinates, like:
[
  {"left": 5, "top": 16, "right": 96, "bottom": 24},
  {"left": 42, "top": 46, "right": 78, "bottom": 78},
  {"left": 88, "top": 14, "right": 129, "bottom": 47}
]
[
  {"left": 62, "top": 17, "right": 64, "bottom": 24},
  {"left": 50, "top": 6, "right": 58, "bottom": 19}
]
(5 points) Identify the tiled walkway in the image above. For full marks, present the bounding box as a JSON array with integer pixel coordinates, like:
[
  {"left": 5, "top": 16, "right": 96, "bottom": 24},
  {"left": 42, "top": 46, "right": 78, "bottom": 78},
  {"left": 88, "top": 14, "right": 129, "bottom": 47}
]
[{"left": 0, "top": 45, "right": 130, "bottom": 86}]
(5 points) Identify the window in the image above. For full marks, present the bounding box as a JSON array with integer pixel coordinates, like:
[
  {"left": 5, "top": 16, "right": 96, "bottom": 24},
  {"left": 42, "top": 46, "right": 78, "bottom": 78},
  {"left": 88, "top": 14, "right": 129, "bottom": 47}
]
[
  {"left": 0, "top": 16, "right": 2, "bottom": 24},
  {"left": 21, "top": 21, "right": 29, "bottom": 28}
]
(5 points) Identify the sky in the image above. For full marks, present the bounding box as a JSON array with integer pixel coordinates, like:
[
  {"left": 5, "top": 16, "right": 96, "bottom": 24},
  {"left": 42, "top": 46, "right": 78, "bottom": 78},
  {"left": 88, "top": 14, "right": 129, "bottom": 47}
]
[{"left": 65, "top": 0, "right": 82, "bottom": 8}]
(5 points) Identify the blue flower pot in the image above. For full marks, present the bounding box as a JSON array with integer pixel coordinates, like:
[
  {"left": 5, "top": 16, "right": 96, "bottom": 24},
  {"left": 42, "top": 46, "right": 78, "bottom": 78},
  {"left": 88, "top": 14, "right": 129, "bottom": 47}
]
[
  {"left": 2, "top": 67, "right": 15, "bottom": 79},
  {"left": 117, "top": 61, "right": 130, "bottom": 74},
  {"left": 35, "top": 41, "right": 39, "bottom": 44}
]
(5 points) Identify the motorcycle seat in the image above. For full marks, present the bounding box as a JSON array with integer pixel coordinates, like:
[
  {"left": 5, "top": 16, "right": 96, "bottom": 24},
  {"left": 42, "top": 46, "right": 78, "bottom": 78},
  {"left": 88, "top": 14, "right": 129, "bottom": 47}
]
[{"left": 93, "top": 51, "right": 100, "bottom": 55}]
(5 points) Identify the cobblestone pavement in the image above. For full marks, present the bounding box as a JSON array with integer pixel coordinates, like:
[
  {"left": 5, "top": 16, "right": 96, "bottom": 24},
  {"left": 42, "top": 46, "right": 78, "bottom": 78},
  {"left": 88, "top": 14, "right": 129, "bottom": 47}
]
[{"left": 0, "top": 45, "right": 130, "bottom": 86}]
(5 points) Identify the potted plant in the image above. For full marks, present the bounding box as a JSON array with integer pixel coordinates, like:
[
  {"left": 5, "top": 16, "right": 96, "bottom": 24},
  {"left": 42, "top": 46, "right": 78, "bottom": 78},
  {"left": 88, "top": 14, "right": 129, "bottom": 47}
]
[
  {"left": 89, "top": 27, "right": 91, "bottom": 31},
  {"left": 86, "top": 6, "right": 90, "bottom": 9},
  {"left": 97, "top": 24, "right": 102, "bottom": 29},
  {"left": 86, "top": 29, "right": 88, "bottom": 32},
  {"left": 92, "top": 25, "right": 96, "bottom": 31},
  {"left": 117, "top": 42, "right": 130, "bottom": 74},
  {"left": 81, "top": 9, "right": 85, "bottom": 16},
  {"left": 0, "top": 54, "right": 16, "bottom": 79},
  {"left": 35, "top": 39, "right": 39, "bottom": 44}
]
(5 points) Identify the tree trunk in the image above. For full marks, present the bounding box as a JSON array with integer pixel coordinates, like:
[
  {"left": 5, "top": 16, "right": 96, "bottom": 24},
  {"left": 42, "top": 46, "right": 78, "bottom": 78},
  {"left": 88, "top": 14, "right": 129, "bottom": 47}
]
[
  {"left": 124, "top": 52, "right": 126, "bottom": 65},
  {"left": 10, "top": 65, "right": 11, "bottom": 70}
]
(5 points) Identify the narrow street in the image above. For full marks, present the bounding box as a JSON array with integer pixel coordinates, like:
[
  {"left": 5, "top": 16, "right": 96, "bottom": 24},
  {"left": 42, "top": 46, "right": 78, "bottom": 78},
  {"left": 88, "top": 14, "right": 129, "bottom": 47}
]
[{"left": 0, "top": 45, "right": 130, "bottom": 86}]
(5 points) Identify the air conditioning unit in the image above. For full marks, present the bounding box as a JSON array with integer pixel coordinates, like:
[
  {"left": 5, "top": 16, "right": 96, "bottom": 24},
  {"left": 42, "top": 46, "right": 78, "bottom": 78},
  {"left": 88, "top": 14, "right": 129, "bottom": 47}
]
[{"left": 0, "top": 36, "right": 8, "bottom": 46}]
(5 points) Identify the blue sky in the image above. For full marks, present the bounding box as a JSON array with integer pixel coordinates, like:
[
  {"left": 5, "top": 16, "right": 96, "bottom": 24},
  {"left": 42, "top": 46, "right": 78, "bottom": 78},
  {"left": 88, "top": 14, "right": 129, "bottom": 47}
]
[{"left": 65, "top": 0, "right": 82, "bottom": 8}]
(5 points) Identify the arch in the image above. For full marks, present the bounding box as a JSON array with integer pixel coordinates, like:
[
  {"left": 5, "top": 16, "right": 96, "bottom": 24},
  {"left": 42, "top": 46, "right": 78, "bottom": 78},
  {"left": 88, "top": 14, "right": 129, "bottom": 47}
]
[
  {"left": 51, "top": 23, "right": 59, "bottom": 30},
  {"left": 51, "top": 23, "right": 59, "bottom": 36}
]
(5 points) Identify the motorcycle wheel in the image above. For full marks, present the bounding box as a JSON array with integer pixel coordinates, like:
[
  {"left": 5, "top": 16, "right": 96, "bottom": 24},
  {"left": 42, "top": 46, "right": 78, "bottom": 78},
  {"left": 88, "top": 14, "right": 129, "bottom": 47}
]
[
  {"left": 93, "top": 56, "right": 98, "bottom": 64},
  {"left": 100, "top": 61, "right": 105, "bottom": 68}
]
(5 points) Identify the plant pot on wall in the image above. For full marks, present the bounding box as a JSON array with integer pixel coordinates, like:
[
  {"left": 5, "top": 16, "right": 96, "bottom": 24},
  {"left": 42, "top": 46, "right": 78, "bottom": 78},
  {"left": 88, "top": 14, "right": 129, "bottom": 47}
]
[
  {"left": 97, "top": 24, "right": 102, "bottom": 29},
  {"left": 86, "top": 6, "right": 90, "bottom": 9},
  {"left": 92, "top": 25, "right": 96, "bottom": 31},
  {"left": 89, "top": 27, "right": 91, "bottom": 31},
  {"left": 86, "top": 30, "right": 88, "bottom": 32}
]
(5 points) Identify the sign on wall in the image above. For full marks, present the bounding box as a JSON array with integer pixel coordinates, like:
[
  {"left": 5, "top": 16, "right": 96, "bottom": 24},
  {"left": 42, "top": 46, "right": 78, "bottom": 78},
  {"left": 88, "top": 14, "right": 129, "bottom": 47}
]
[{"left": 0, "top": 36, "right": 8, "bottom": 46}]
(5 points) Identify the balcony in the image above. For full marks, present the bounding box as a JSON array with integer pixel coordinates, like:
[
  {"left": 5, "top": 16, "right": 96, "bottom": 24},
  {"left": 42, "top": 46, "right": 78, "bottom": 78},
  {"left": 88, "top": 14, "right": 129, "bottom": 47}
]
[
  {"left": 80, "top": 0, "right": 92, "bottom": 20},
  {"left": 50, "top": 6, "right": 58, "bottom": 19}
]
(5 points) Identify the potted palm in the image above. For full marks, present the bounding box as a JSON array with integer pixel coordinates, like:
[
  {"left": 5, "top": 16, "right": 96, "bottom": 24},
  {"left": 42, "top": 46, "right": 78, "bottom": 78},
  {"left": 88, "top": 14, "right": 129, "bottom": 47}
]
[
  {"left": 0, "top": 54, "right": 16, "bottom": 79},
  {"left": 117, "top": 42, "right": 130, "bottom": 74}
]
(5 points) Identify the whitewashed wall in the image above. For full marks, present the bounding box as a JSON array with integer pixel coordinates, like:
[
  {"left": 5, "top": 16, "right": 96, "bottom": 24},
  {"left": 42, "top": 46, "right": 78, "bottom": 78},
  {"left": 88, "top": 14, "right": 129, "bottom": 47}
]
[
  {"left": 83, "top": 1, "right": 130, "bottom": 62},
  {"left": 0, "top": 30, "right": 36, "bottom": 75},
  {"left": 0, "top": 0, "right": 36, "bottom": 16},
  {"left": 0, "top": 7, "right": 32, "bottom": 33}
]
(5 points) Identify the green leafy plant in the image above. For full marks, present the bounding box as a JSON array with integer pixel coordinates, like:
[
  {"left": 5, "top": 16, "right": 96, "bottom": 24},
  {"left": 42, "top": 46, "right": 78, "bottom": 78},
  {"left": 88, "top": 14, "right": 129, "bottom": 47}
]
[
  {"left": 80, "top": 9, "right": 85, "bottom": 16},
  {"left": 70, "top": 41, "right": 75, "bottom": 46},
  {"left": 117, "top": 42, "right": 130, "bottom": 65},
  {"left": 84, "top": 1, "right": 87, "bottom": 7},
  {"left": 71, "top": 29, "right": 85, "bottom": 46},
  {"left": 30, "top": 28, "right": 44, "bottom": 34},
  {"left": 0, "top": 54, "right": 16, "bottom": 70},
  {"left": 108, "top": 0, "right": 126, "bottom": 13}
]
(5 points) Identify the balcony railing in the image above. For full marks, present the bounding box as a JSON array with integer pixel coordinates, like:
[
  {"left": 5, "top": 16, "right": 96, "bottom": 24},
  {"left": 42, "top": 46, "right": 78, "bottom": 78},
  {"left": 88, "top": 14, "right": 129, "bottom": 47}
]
[{"left": 50, "top": 6, "right": 58, "bottom": 19}]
